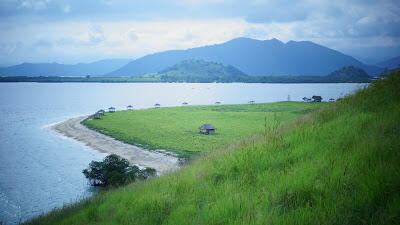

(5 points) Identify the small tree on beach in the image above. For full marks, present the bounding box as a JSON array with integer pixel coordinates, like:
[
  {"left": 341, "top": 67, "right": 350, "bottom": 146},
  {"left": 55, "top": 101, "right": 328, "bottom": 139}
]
[{"left": 83, "top": 154, "right": 156, "bottom": 187}]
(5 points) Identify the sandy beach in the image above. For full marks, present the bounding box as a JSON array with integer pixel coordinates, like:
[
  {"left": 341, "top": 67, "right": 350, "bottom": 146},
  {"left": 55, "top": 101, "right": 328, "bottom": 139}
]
[{"left": 51, "top": 116, "right": 179, "bottom": 174}]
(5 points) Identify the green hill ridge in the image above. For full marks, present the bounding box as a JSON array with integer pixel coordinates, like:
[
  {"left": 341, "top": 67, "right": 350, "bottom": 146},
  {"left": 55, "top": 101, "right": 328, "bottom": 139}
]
[
  {"left": 159, "top": 59, "right": 248, "bottom": 82},
  {"left": 27, "top": 69, "right": 400, "bottom": 225}
]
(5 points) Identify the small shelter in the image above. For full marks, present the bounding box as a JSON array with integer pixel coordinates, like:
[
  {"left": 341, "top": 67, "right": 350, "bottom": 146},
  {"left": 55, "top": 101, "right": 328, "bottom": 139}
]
[
  {"left": 97, "top": 109, "right": 105, "bottom": 115},
  {"left": 248, "top": 100, "right": 255, "bottom": 104},
  {"left": 154, "top": 103, "right": 161, "bottom": 108},
  {"left": 182, "top": 102, "right": 188, "bottom": 105},
  {"left": 108, "top": 107, "right": 116, "bottom": 112},
  {"left": 215, "top": 101, "right": 221, "bottom": 105},
  {"left": 127, "top": 105, "right": 133, "bottom": 110},
  {"left": 329, "top": 98, "right": 335, "bottom": 102},
  {"left": 199, "top": 124, "right": 216, "bottom": 135},
  {"left": 312, "top": 96, "right": 322, "bottom": 102},
  {"left": 302, "top": 97, "right": 312, "bottom": 103},
  {"left": 93, "top": 112, "right": 101, "bottom": 119}
]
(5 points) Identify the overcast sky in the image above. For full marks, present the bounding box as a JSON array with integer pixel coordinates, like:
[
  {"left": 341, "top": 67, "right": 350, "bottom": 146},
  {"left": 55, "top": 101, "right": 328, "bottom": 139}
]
[{"left": 0, "top": 0, "right": 399, "bottom": 66}]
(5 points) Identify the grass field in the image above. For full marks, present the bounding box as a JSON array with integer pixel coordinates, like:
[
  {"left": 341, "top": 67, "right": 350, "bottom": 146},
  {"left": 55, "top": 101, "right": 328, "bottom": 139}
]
[
  {"left": 26, "top": 69, "right": 400, "bottom": 225},
  {"left": 83, "top": 102, "right": 326, "bottom": 156}
]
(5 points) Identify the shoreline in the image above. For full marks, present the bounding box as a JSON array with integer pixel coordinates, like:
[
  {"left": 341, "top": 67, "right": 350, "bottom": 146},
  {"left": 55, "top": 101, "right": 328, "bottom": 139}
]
[{"left": 50, "top": 115, "right": 180, "bottom": 174}]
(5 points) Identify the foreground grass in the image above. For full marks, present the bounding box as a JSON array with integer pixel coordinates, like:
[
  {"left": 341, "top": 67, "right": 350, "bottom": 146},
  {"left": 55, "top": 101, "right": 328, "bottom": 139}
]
[
  {"left": 27, "top": 69, "right": 400, "bottom": 225},
  {"left": 83, "top": 102, "right": 326, "bottom": 156}
]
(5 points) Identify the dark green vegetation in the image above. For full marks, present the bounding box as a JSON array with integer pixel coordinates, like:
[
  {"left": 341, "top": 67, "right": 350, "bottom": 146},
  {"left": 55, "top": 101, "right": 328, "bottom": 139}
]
[
  {"left": 328, "top": 66, "right": 371, "bottom": 82},
  {"left": 83, "top": 102, "right": 326, "bottom": 156},
  {"left": 82, "top": 154, "right": 155, "bottom": 187},
  {"left": 159, "top": 59, "right": 247, "bottom": 82},
  {"left": 158, "top": 61, "right": 372, "bottom": 83},
  {"left": 26, "top": 69, "right": 400, "bottom": 225},
  {"left": 0, "top": 64, "right": 373, "bottom": 83}
]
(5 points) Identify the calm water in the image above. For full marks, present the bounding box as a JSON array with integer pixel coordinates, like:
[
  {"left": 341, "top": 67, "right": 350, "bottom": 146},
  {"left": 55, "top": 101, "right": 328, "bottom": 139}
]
[{"left": 0, "top": 82, "right": 367, "bottom": 224}]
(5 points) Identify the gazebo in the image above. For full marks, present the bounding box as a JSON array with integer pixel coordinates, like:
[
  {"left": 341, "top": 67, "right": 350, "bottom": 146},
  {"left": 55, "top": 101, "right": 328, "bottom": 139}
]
[
  {"left": 182, "top": 102, "right": 188, "bottom": 105},
  {"left": 329, "top": 98, "right": 335, "bottom": 102},
  {"left": 108, "top": 107, "right": 116, "bottom": 112},
  {"left": 312, "top": 96, "right": 322, "bottom": 102},
  {"left": 93, "top": 112, "right": 101, "bottom": 119},
  {"left": 127, "top": 105, "right": 133, "bottom": 110},
  {"left": 215, "top": 101, "right": 221, "bottom": 105},
  {"left": 154, "top": 103, "right": 161, "bottom": 108},
  {"left": 97, "top": 109, "right": 105, "bottom": 115},
  {"left": 199, "top": 124, "right": 216, "bottom": 135},
  {"left": 248, "top": 100, "right": 255, "bottom": 104}
]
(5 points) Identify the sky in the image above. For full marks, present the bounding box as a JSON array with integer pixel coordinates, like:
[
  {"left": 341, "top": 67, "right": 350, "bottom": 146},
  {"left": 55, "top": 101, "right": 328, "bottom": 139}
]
[{"left": 0, "top": 0, "right": 399, "bottom": 66}]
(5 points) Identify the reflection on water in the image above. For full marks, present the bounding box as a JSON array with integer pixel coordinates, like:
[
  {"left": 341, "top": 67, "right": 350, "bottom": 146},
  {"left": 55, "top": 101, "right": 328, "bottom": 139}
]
[{"left": 0, "top": 82, "right": 367, "bottom": 224}]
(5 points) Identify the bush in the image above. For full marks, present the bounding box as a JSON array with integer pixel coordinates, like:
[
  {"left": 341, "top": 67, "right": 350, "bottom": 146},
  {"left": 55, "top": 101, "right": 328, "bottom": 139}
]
[{"left": 82, "top": 154, "right": 156, "bottom": 187}]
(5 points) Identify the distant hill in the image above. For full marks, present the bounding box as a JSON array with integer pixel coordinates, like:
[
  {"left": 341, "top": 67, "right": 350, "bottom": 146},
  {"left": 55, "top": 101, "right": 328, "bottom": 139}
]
[
  {"left": 376, "top": 56, "right": 400, "bottom": 70},
  {"left": 328, "top": 66, "right": 371, "bottom": 82},
  {"left": 106, "top": 37, "right": 382, "bottom": 77},
  {"left": 0, "top": 59, "right": 131, "bottom": 76},
  {"left": 159, "top": 60, "right": 247, "bottom": 82}
]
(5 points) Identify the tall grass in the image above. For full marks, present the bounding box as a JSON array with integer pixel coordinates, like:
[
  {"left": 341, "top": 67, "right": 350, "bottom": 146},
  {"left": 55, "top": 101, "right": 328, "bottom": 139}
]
[{"left": 26, "top": 69, "right": 400, "bottom": 225}]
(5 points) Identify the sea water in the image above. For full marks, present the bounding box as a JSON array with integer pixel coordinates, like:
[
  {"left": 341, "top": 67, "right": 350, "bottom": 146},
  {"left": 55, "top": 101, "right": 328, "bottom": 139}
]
[{"left": 0, "top": 82, "right": 367, "bottom": 224}]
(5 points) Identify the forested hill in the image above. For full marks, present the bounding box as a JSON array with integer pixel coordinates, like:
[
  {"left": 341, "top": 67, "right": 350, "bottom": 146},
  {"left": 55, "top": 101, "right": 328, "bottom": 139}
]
[
  {"left": 327, "top": 66, "right": 371, "bottom": 82},
  {"left": 158, "top": 60, "right": 247, "bottom": 82}
]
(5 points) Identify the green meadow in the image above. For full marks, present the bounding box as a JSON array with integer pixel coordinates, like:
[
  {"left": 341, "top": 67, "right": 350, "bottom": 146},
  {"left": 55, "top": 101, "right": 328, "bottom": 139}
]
[
  {"left": 26, "top": 69, "right": 400, "bottom": 225},
  {"left": 83, "top": 102, "right": 326, "bottom": 156}
]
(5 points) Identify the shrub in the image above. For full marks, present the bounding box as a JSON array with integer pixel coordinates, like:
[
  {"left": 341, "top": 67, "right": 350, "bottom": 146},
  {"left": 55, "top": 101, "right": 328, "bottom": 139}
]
[{"left": 82, "top": 154, "right": 156, "bottom": 187}]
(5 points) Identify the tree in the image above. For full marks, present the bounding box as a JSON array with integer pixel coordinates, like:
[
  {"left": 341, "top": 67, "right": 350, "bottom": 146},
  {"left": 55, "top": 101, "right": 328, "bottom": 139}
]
[{"left": 82, "top": 154, "right": 156, "bottom": 187}]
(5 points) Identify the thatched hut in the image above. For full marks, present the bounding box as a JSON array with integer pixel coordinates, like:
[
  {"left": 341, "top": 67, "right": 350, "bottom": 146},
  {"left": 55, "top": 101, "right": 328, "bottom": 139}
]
[
  {"left": 182, "top": 102, "right": 188, "bottom": 105},
  {"left": 312, "top": 96, "right": 322, "bottom": 102},
  {"left": 215, "top": 101, "right": 221, "bottom": 105},
  {"left": 154, "top": 103, "right": 161, "bottom": 108},
  {"left": 97, "top": 109, "right": 105, "bottom": 115},
  {"left": 248, "top": 100, "right": 255, "bottom": 104},
  {"left": 108, "top": 107, "right": 116, "bottom": 112},
  {"left": 127, "top": 105, "right": 133, "bottom": 110},
  {"left": 93, "top": 112, "right": 101, "bottom": 119},
  {"left": 199, "top": 124, "right": 216, "bottom": 135}
]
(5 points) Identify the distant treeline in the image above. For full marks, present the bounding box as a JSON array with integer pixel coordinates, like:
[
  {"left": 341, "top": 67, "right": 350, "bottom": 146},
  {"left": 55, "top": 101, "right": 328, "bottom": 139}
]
[
  {"left": 0, "top": 76, "right": 161, "bottom": 83},
  {"left": 0, "top": 75, "right": 372, "bottom": 83}
]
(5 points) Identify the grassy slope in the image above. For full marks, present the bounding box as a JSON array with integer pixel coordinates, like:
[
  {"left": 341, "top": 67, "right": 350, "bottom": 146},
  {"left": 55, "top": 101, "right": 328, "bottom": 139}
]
[
  {"left": 83, "top": 102, "right": 326, "bottom": 156},
  {"left": 27, "top": 70, "right": 400, "bottom": 225}
]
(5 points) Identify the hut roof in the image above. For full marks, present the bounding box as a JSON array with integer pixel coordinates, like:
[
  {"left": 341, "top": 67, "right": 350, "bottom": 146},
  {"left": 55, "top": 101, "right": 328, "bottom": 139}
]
[
  {"left": 109, "top": 107, "right": 115, "bottom": 109},
  {"left": 199, "top": 124, "right": 216, "bottom": 130},
  {"left": 127, "top": 105, "right": 133, "bottom": 107},
  {"left": 98, "top": 109, "right": 105, "bottom": 113}
]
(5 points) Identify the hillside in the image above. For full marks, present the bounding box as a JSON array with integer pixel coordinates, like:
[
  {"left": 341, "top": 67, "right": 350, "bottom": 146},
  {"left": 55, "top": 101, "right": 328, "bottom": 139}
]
[
  {"left": 327, "top": 66, "right": 371, "bottom": 82},
  {"left": 158, "top": 60, "right": 247, "bottom": 82},
  {"left": 26, "top": 69, "right": 400, "bottom": 225},
  {"left": 376, "top": 55, "right": 400, "bottom": 70},
  {"left": 106, "top": 37, "right": 382, "bottom": 77},
  {"left": 0, "top": 59, "right": 131, "bottom": 77}
]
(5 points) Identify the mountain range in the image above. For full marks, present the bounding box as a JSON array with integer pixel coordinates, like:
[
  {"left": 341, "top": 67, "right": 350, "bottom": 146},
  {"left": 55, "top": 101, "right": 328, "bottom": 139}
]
[
  {"left": 376, "top": 56, "right": 400, "bottom": 70},
  {"left": 107, "top": 37, "right": 383, "bottom": 77},
  {"left": 0, "top": 59, "right": 131, "bottom": 76},
  {"left": 1, "top": 37, "right": 397, "bottom": 77}
]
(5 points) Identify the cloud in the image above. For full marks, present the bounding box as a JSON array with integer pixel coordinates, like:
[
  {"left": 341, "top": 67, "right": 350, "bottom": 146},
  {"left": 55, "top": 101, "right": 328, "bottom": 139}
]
[
  {"left": 0, "top": 0, "right": 399, "bottom": 65},
  {"left": 63, "top": 5, "right": 71, "bottom": 14},
  {"left": 128, "top": 30, "right": 138, "bottom": 41},
  {"left": 88, "top": 24, "right": 105, "bottom": 44},
  {"left": 19, "top": 0, "right": 52, "bottom": 11}
]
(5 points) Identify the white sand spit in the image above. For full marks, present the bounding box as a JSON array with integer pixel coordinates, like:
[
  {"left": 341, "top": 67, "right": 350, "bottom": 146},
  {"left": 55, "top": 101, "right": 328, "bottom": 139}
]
[{"left": 51, "top": 116, "right": 179, "bottom": 174}]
